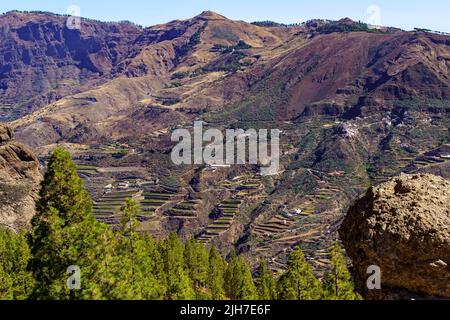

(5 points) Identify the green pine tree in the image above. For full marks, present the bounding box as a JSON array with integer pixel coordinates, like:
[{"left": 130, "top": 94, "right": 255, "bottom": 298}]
[
  {"left": 277, "top": 247, "right": 322, "bottom": 300},
  {"left": 255, "top": 259, "right": 276, "bottom": 300},
  {"left": 322, "top": 241, "right": 361, "bottom": 300},
  {"left": 206, "top": 246, "right": 226, "bottom": 300},
  {"left": 111, "top": 198, "right": 162, "bottom": 300},
  {"left": 160, "top": 233, "right": 195, "bottom": 300},
  {"left": 0, "top": 228, "right": 34, "bottom": 300},
  {"left": 28, "top": 147, "right": 117, "bottom": 300},
  {"left": 225, "top": 255, "right": 257, "bottom": 300},
  {"left": 184, "top": 238, "right": 209, "bottom": 299},
  {"left": 136, "top": 235, "right": 167, "bottom": 299}
]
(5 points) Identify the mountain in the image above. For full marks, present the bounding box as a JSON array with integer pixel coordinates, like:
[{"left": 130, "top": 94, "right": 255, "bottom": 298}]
[
  {"left": 0, "top": 11, "right": 449, "bottom": 274},
  {"left": 0, "top": 11, "right": 142, "bottom": 121}
]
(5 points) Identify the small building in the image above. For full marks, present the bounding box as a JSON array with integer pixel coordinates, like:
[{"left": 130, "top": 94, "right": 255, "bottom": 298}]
[
  {"left": 281, "top": 211, "right": 293, "bottom": 219},
  {"left": 117, "top": 182, "right": 130, "bottom": 190}
]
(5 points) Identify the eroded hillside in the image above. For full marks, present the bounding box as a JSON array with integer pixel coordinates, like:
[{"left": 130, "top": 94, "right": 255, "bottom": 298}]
[{"left": 1, "top": 11, "right": 449, "bottom": 274}]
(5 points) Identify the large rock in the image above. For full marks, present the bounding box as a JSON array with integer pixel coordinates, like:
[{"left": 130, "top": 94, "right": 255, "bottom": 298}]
[
  {"left": 339, "top": 174, "right": 450, "bottom": 300},
  {"left": 0, "top": 125, "right": 13, "bottom": 143},
  {"left": 0, "top": 124, "right": 41, "bottom": 231}
]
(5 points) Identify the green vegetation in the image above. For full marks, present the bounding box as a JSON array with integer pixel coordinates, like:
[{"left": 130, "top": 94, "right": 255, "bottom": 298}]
[
  {"left": 211, "top": 27, "right": 239, "bottom": 42},
  {"left": 171, "top": 71, "right": 190, "bottom": 80},
  {"left": 251, "top": 21, "right": 289, "bottom": 28},
  {"left": 165, "top": 81, "right": 183, "bottom": 88},
  {"left": 29, "top": 147, "right": 118, "bottom": 299},
  {"left": 158, "top": 97, "right": 182, "bottom": 106},
  {"left": 225, "top": 255, "right": 258, "bottom": 300},
  {"left": 277, "top": 247, "right": 322, "bottom": 300},
  {"left": 207, "top": 77, "right": 283, "bottom": 122},
  {"left": 0, "top": 148, "right": 360, "bottom": 300},
  {"left": 212, "top": 40, "right": 252, "bottom": 53},
  {"left": 322, "top": 242, "right": 362, "bottom": 300},
  {"left": 176, "top": 22, "right": 208, "bottom": 60},
  {"left": 0, "top": 229, "right": 34, "bottom": 300},
  {"left": 318, "top": 21, "right": 382, "bottom": 34},
  {"left": 414, "top": 28, "right": 432, "bottom": 33},
  {"left": 255, "top": 260, "right": 277, "bottom": 300},
  {"left": 197, "top": 51, "right": 248, "bottom": 74},
  {"left": 391, "top": 99, "right": 450, "bottom": 111}
]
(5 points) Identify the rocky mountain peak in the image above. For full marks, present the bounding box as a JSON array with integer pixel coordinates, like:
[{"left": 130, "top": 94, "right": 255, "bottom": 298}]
[{"left": 196, "top": 10, "right": 227, "bottom": 20}]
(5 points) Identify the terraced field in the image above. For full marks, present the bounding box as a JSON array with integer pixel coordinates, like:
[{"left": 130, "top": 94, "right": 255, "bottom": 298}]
[
  {"left": 94, "top": 190, "right": 140, "bottom": 226},
  {"left": 371, "top": 146, "right": 450, "bottom": 186},
  {"left": 93, "top": 185, "right": 179, "bottom": 227},
  {"left": 405, "top": 153, "right": 450, "bottom": 172},
  {"left": 164, "top": 199, "right": 202, "bottom": 219},
  {"left": 77, "top": 165, "right": 99, "bottom": 176},
  {"left": 198, "top": 197, "right": 243, "bottom": 243},
  {"left": 249, "top": 168, "right": 349, "bottom": 273},
  {"left": 253, "top": 215, "right": 295, "bottom": 238},
  {"left": 198, "top": 174, "right": 264, "bottom": 244}
]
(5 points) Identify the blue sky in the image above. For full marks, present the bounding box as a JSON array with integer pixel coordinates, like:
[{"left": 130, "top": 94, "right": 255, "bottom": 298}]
[{"left": 1, "top": 0, "right": 449, "bottom": 32}]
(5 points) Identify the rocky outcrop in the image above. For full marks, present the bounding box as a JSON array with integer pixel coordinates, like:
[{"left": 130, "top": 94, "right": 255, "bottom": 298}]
[
  {"left": 339, "top": 174, "right": 450, "bottom": 300},
  {"left": 0, "top": 124, "right": 41, "bottom": 230}
]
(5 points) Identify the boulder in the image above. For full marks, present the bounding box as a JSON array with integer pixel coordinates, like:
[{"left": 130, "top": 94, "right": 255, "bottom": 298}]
[{"left": 339, "top": 174, "right": 450, "bottom": 299}]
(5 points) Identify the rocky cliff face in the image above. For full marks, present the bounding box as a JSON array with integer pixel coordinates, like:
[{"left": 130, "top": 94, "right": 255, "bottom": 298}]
[
  {"left": 0, "top": 11, "right": 142, "bottom": 120},
  {"left": 339, "top": 174, "right": 450, "bottom": 299},
  {"left": 0, "top": 124, "right": 41, "bottom": 230}
]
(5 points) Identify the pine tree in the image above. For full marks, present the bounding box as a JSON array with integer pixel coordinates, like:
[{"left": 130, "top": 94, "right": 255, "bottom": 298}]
[
  {"left": 137, "top": 235, "right": 167, "bottom": 299},
  {"left": 255, "top": 259, "right": 276, "bottom": 300},
  {"left": 120, "top": 198, "right": 140, "bottom": 238},
  {"left": 28, "top": 147, "right": 117, "bottom": 300},
  {"left": 206, "top": 246, "right": 226, "bottom": 300},
  {"left": 277, "top": 247, "right": 322, "bottom": 300},
  {"left": 225, "top": 255, "right": 257, "bottom": 300},
  {"left": 160, "top": 233, "right": 195, "bottom": 300},
  {"left": 34, "top": 147, "right": 92, "bottom": 225},
  {"left": 111, "top": 198, "right": 162, "bottom": 300},
  {"left": 0, "top": 228, "right": 34, "bottom": 300},
  {"left": 119, "top": 198, "right": 140, "bottom": 278},
  {"left": 322, "top": 241, "right": 361, "bottom": 300},
  {"left": 184, "top": 238, "right": 209, "bottom": 299}
]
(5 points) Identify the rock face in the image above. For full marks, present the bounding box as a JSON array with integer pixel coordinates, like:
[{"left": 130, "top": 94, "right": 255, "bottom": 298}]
[
  {"left": 339, "top": 174, "right": 450, "bottom": 299},
  {"left": 0, "top": 11, "right": 142, "bottom": 121},
  {"left": 0, "top": 124, "right": 41, "bottom": 230}
]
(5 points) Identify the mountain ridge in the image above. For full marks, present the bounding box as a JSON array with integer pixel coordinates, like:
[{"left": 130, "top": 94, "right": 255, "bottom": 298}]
[{"left": 2, "top": 11, "right": 448, "bottom": 148}]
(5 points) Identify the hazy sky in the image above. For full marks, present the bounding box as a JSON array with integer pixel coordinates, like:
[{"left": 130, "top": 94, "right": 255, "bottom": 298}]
[{"left": 1, "top": 0, "right": 449, "bottom": 32}]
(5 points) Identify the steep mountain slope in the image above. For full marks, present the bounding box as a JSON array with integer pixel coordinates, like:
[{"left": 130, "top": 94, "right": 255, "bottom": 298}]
[
  {"left": 8, "top": 13, "right": 449, "bottom": 148},
  {"left": 0, "top": 11, "right": 142, "bottom": 121},
  {"left": 9, "top": 11, "right": 296, "bottom": 147}
]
